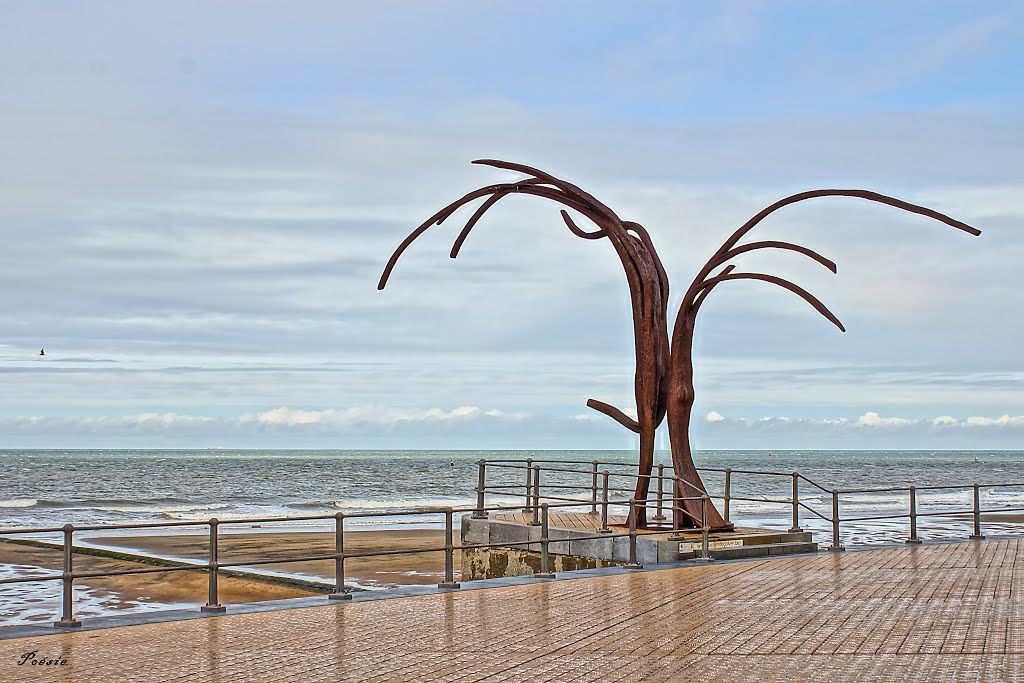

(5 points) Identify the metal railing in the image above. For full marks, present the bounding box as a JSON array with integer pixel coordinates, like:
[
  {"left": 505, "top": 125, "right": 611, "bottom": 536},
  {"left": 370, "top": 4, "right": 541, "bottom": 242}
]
[
  {"left": 0, "top": 484, "right": 710, "bottom": 629},
  {"left": 474, "top": 458, "right": 1024, "bottom": 553},
  {"left": 4, "top": 457, "right": 1022, "bottom": 629}
]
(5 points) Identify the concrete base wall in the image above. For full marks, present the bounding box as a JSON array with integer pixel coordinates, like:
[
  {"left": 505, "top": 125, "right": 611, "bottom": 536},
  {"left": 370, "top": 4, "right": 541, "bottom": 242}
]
[{"left": 461, "top": 547, "right": 622, "bottom": 581}]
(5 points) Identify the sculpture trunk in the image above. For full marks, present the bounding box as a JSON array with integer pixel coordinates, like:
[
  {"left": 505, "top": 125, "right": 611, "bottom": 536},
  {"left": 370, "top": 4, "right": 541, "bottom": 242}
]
[
  {"left": 667, "top": 322, "right": 732, "bottom": 530},
  {"left": 632, "top": 423, "right": 656, "bottom": 526}
]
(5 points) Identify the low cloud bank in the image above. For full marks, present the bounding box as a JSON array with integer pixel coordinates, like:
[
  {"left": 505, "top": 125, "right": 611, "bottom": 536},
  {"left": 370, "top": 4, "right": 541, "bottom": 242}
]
[{"left": 2, "top": 407, "right": 1023, "bottom": 449}]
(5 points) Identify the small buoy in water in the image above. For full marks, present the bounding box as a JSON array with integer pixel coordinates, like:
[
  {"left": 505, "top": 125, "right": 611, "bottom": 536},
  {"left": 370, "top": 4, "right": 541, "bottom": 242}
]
[
  {"left": 450, "top": 459, "right": 455, "bottom": 467},
  {"left": 973, "top": 456, "right": 981, "bottom": 463},
  {"left": 39, "top": 348, "right": 45, "bottom": 356}
]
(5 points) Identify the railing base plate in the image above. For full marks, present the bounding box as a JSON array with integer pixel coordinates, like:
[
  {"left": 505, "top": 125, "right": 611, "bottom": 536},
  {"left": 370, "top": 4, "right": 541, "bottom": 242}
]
[
  {"left": 54, "top": 620, "right": 81, "bottom": 628},
  {"left": 437, "top": 582, "right": 462, "bottom": 589},
  {"left": 201, "top": 605, "right": 227, "bottom": 614},
  {"left": 624, "top": 563, "right": 644, "bottom": 570},
  {"left": 328, "top": 593, "right": 353, "bottom": 601},
  {"left": 969, "top": 534, "right": 986, "bottom": 540},
  {"left": 905, "top": 538, "right": 923, "bottom": 545},
  {"left": 534, "top": 572, "right": 556, "bottom": 579}
]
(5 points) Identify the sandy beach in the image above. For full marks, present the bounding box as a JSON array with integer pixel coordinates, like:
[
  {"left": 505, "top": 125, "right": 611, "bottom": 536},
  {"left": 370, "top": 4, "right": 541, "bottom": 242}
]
[{"left": 0, "top": 528, "right": 453, "bottom": 624}]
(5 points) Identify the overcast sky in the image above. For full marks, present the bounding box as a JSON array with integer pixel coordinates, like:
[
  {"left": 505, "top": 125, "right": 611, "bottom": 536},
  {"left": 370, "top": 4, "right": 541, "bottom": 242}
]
[{"left": 2, "top": 2, "right": 1022, "bottom": 449}]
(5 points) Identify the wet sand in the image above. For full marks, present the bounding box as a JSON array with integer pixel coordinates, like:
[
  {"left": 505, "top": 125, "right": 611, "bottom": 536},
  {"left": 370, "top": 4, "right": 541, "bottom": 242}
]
[
  {"left": 91, "top": 528, "right": 456, "bottom": 589},
  {"left": 0, "top": 528, "right": 453, "bottom": 622}
]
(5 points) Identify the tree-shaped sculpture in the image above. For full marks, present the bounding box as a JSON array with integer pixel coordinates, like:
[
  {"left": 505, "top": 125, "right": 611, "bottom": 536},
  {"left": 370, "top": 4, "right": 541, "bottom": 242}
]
[{"left": 378, "top": 160, "right": 980, "bottom": 529}]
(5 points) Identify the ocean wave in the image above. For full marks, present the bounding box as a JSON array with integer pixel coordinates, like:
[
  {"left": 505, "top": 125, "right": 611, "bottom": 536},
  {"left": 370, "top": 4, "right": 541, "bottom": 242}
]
[
  {"left": 288, "top": 498, "right": 469, "bottom": 512},
  {"left": 0, "top": 499, "right": 37, "bottom": 509},
  {"left": 102, "top": 503, "right": 229, "bottom": 515},
  {"left": 287, "top": 495, "right": 530, "bottom": 515},
  {"left": 31, "top": 497, "right": 188, "bottom": 509}
]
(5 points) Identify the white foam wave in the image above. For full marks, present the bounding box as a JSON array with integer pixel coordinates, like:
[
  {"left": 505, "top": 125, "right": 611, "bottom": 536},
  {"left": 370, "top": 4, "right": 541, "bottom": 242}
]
[
  {"left": 328, "top": 498, "right": 470, "bottom": 510},
  {"left": 162, "top": 510, "right": 276, "bottom": 522},
  {"left": 0, "top": 499, "right": 36, "bottom": 508}
]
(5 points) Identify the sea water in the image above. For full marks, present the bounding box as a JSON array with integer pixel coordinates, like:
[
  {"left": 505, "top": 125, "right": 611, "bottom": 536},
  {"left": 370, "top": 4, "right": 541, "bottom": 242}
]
[{"left": 0, "top": 449, "right": 1021, "bottom": 529}]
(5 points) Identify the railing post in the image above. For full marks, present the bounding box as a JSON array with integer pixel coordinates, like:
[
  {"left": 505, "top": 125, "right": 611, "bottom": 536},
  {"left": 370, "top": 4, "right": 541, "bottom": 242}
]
[
  {"left": 522, "top": 458, "right": 534, "bottom": 512},
  {"left": 329, "top": 512, "right": 352, "bottom": 600},
  {"left": 530, "top": 465, "right": 542, "bottom": 526},
  {"left": 652, "top": 464, "right": 666, "bottom": 522},
  {"left": 54, "top": 524, "right": 81, "bottom": 628},
  {"left": 695, "top": 495, "right": 712, "bottom": 562},
  {"left": 590, "top": 460, "right": 599, "bottom": 514},
  {"left": 906, "top": 486, "right": 922, "bottom": 544},
  {"left": 625, "top": 498, "right": 643, "bottom": 569},
  {"left": 723, "top": 468, "right": 732, "bottom": 523},
  {"left": 668, "top": 478, "right": 684, "bottom": 541},
  {"left": 535, "top": 503, "right": 556, "bottom": 578},
  {"left": 439, "top": 508, "right": 461, "bottom": 588},
  {"left": 472, "top": 459, "right": 488, "bottom": 519},
  {"left": 789, "top": 472, "right": 803, "bottom": 533},
  {"left": 970, "top": 484, "right": 985, "bottom": 540},
  {"left": 202, "top": 518, "right": 226, "bottom": 613},
  {"left": 829, "top": 490, "right": 844, "bottom": 552},
  {"left": 600, "top": 470, "right": 612, "bottom": 533}
]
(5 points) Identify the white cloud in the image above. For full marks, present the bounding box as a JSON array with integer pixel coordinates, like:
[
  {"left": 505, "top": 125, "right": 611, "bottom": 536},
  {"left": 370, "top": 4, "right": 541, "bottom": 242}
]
[
  {"left": 964, "top": 415, "right": 1024, "bottom": 428},
  {"left": 256, "top": 407, "right": 329, "bottom": 426},
  {"left": 125, "top": 412, "right": 216, "bottom": 426},
  {"left": 857, "top": 411, "right": 914, "bottom": 427},
  {"left": 251, "top": 404, "right": 504, "bottom": 428},
  {"left": 706, "top": 411, "right": 726, "bottom": 422}
]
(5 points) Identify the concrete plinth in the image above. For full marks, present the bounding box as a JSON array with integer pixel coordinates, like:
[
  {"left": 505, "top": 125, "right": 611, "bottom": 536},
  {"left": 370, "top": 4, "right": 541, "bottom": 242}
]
[{"left": 461, "top": 513, "right": 817, "bottom": 581}]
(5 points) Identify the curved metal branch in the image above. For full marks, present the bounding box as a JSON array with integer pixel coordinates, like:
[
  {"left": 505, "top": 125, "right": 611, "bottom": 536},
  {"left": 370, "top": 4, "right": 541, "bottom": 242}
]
[
  {"left": 473, "top": 159, "right": 621, "bottom": 225},
  {"left": 450, "top": 185, "right": 612, "bottom": 258},
  {"left": 561, "top": 210, "right": 607, "bottom": 240},
  {"left": 436, "top": 178, "right": 547, "bottom": 227},
  {"left": 470, "top": 160, "right": 653, "bottom": 296},
  {"left": 714, "top": 240, "right": 837, "bottom": 273},
  {"left": 378, "top": 181, "right": 535, "bottom": 289},
  {"left": 381, "top": 179, "right": 600, "bottom": 287},
  {"left": 677, "top": 188, "right": 980, "bottom": 332},
  {"left": 381, "top": 160, "right": 651, "bottom": 303},
  {"left": 691, "top": 265, "right": 736, "bottom": 316},
  {"left": 717, "top": 189, "right": 980, "bottom": 259},
  {"left": 586, "top": 399, "right": 641, "bottom": 433},
  {"left": 448, "top": 191, "right": 510, "bottom": 257},
  {"left": 696, "top": 272, "right": 846, "bottom": 332}
]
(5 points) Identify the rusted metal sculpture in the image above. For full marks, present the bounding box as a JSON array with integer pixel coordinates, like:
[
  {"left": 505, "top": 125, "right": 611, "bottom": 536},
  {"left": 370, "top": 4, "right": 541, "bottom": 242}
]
[{"left": 379, "top": 160, "right": 980, "bottom": 529}]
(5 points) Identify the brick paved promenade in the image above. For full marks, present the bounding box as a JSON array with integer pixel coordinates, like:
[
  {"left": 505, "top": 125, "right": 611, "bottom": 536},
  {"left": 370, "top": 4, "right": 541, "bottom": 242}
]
[{"left": 0, "top": 539, "right": 1020, "bottom": 682}]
